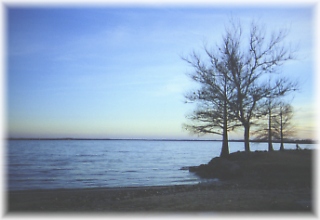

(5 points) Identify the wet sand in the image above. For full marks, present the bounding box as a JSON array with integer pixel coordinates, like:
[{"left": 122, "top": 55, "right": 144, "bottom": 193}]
[{"left": 6, "top": 149, "right": 314, "bottom": 213}]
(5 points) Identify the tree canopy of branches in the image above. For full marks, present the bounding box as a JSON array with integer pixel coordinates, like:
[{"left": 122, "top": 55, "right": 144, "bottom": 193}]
[
  {"left": 182, "top": 50, "right": 240, "bottom": 157},
  {"left": 254, "top": 101, "right": 295, "bottom": 151},
  {"left": 274, "top": 103, "right": 295, "bottom": 150},
  {"left": 183, "top": 18, "right": 298, "bottom": 153}
]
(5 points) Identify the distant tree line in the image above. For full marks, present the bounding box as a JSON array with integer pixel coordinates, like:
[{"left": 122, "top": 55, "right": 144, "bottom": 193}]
[{"left": 183, "top": 18, "right": 298, "bottom": 157}]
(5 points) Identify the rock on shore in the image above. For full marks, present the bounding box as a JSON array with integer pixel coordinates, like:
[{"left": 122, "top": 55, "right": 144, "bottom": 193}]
[
  {"left": 189, "top": 157, "right": 242, "bottom": 179},
  {"left": 188, "top": 149, "right": 312, "bottom": 183}
]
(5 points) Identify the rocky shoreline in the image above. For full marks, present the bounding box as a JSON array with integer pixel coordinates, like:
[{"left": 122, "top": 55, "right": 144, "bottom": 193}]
[{"left": 189, "top": 150, "right": 312, "bottom": 185}]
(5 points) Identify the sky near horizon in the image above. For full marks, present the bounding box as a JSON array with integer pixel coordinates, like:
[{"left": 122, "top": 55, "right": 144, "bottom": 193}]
[{"left": 6, "top": 5, "right": 316, "bottom": 140}]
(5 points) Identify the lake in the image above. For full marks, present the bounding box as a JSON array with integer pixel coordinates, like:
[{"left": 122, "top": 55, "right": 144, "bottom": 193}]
[{"left": 7, "top": 140, "right": 314, "bottom": 191}]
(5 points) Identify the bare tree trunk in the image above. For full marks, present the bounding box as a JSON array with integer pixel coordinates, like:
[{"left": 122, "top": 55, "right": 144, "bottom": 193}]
[
  {"left": 280, "top": 140, "right": 284, "bottom": 151},
  {"left": 220, "top": 97, "right": 229, "bottom": 158},
  {"left": 220, "top": 81, "right": 229, "bottom": 158},
  {"left": 279, "top": 112, "right": 284, "bottom": 151},
  {"left": 244, "top": 124, "right": 250, "bottom": 152},
  {"left": 220, "top": 126, "right": 229, "bottom": 158},
  {"left": 268, "top": 105, "right": 274, "bottom": 151}
]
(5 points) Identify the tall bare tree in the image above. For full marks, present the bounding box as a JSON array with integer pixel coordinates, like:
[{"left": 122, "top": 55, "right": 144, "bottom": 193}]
[
  {"left": 183, "top": 51, "right": 240, "bottom": 158},
  {"left": 220, "top": 19, "right": 297, "bottom": 152},
  {"left": 183, "top": 18, "right": 298, "bottom": 153}
]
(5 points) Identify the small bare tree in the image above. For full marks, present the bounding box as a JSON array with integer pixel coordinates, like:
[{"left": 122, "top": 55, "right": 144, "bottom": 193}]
[
  {"left": 253, "top": 99, "right": 279, "bottom": 150},
  {"left": 273, "top": 103, "right": 295, "bottom": 150},
  {"left": 254, "top": 102, "right": 294, "bottom": 150}
]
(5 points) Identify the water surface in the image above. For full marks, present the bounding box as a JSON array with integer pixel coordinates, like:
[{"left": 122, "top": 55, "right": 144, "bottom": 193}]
[{"left": 7, "top": 140, "right": 314, "bottom": 191}]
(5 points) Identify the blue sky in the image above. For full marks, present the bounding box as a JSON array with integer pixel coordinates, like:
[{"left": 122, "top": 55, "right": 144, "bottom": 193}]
[{"left": 6, "top": 5, "right": 316, "bottom": 139}]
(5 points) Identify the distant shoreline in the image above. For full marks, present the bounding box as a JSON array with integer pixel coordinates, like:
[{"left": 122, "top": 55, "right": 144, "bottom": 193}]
[{"left": 6, "top": 138, "right": 316, "bottom": 144}]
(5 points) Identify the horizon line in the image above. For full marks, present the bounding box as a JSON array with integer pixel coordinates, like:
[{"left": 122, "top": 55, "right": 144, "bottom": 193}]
[{"left": 6, "top": 137, "right": 317, "bottom": 144}]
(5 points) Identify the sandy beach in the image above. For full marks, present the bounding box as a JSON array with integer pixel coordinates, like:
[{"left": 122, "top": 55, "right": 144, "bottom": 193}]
[{"left": 7, "top": 149, "right": 314, "bottom": 213}]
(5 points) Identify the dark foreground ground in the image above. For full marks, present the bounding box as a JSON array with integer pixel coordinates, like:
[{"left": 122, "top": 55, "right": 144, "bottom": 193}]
[{"left": 6, "top": 149, "right": 315, "bottom": 214}]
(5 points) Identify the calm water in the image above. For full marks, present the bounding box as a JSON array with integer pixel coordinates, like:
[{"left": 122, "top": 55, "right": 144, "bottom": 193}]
[{"left": 7, "top": 140, "right": 314, "bottom": 191}]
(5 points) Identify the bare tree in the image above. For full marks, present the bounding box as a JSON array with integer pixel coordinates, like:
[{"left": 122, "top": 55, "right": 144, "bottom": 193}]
[
  {"left": 253, "top": 99, "right": 278, "bottom": 151},
  {"left": 253, "top": 102, "right": 295, "bottom": 151},
  {"left": 220, "top": 19, "right": 297, "bottom": 152},
  {"left": 183, "top": 18, "right": 297, "bottom": 154},
  {"left": 182, "top": 50, "right": 240, "bottom": 158},
  {"left": 273, "top": 103, "right": 295, "bottom": 150}
]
